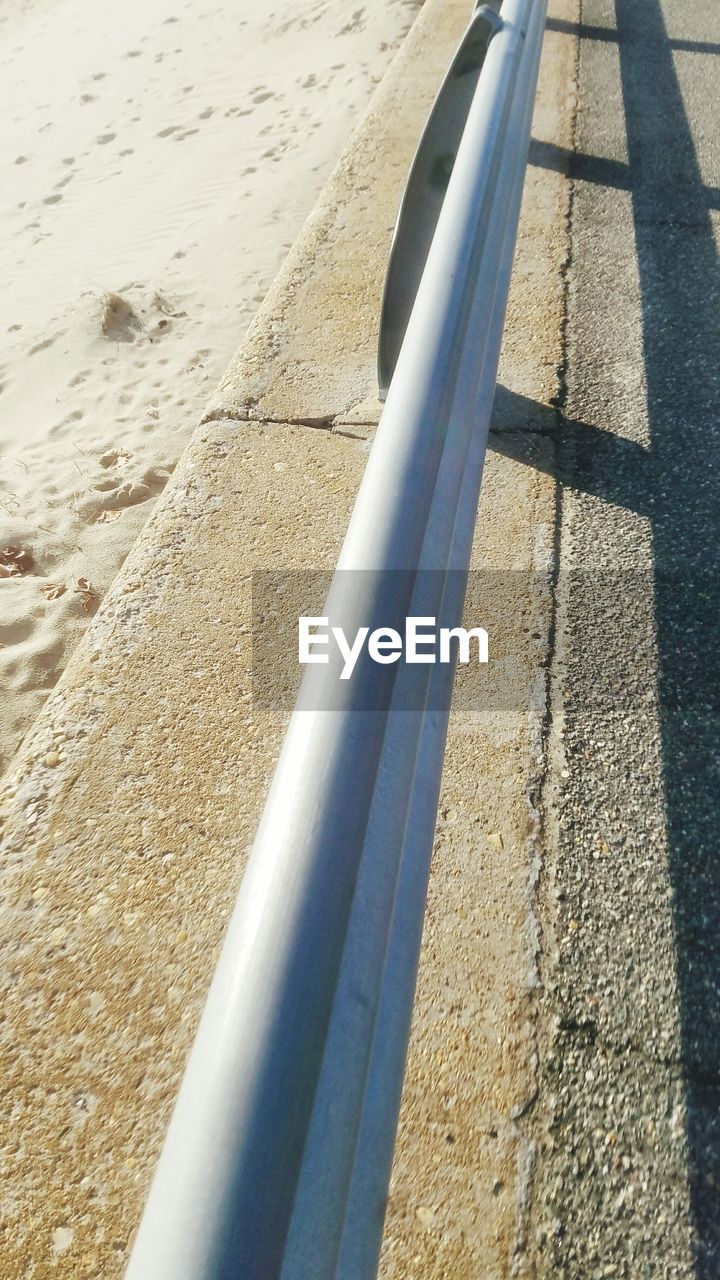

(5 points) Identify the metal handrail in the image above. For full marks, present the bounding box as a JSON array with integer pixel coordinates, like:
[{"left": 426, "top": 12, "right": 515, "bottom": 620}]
[{"left": 125, "top": 1, "right": 547, "bottom": 1276}]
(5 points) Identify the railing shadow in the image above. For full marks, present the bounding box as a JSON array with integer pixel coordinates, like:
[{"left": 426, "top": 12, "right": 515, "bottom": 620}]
[
  {"left": 616, "top": 0, "right": 720, "bottom": 1269},
  {"left": 495, "top": 0, "right": 720, "bottom": 1267}
]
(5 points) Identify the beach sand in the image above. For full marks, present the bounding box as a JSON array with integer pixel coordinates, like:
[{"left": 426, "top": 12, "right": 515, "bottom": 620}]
[{"left": 0, "top": 0, "right": 421, "bottom": 773}]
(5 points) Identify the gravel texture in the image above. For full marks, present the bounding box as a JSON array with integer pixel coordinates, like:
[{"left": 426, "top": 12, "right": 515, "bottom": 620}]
[{"left": 529, "top": 0, "right": 720, "bottom": 1274}]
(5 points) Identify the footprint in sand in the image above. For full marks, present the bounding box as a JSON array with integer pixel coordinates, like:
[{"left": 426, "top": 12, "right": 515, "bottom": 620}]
[
  {"left": 91, "top": 466, "right": 174, "bottom": 517},
  {"left": 100, "top": 293, "right": 141, "bottom": 343},
  {"left": 28, "top": 336, "right": 57, "bottom": 355},
  {"left": 339, "top": 8, "right": 366, "bottom": 36},
  {"left": 144, "top": 464, "right": 174, "bottom": 489},
  {"left": 98, "top": 448, "right": 131, "bottom": 469},
  {"left": 93, "top": 479, "right": 152, "bottom": 511},
  {"left": 0, "top": 615, "right": 37, "bottom": 648}
]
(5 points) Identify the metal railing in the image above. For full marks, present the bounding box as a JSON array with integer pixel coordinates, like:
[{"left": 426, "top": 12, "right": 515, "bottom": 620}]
[{"left": 125, "top": 1, "right": 547, "bottom": 1275}]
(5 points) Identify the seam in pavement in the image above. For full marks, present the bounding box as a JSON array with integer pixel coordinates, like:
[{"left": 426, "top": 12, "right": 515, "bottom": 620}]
[
  {"left": 511, "top": 8, "right": 583, "bottom": 1272},
  {"left": 511, "top": 468, "right": 563, "bottom": 1272}
]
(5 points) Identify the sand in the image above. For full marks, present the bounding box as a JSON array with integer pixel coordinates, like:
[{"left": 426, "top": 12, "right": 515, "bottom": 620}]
[{"left": 0, "top": 0, "right": 421, "bottom": 774}]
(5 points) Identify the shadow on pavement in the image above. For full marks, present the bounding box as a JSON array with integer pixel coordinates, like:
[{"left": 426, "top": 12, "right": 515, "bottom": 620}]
[
  {"left": 616, "top": 0, "right": 720, "bottom": 1269},
  {"left": 495, "top": 0, "right": 720, "bottom": 1268}
]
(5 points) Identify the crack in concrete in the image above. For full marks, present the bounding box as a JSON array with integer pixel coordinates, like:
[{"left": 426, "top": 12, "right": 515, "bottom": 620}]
[{"left": 200, "top": 408, "right": 376, "bottom": 435}]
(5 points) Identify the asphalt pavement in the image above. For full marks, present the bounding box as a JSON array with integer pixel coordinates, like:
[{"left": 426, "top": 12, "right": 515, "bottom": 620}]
[{"left": 526, "top": 0, "right": 720, "bottom": 1275}]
